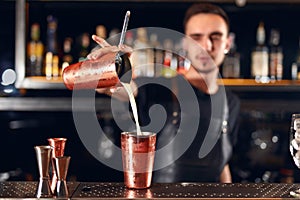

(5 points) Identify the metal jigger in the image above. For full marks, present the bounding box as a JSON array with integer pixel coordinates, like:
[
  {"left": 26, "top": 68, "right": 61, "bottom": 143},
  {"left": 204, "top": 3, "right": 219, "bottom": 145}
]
[
  {"left": 48, "top": 138, "right": 67, "bottom": 193},
  {"left": 53, "top": 156, "right": 71, "bottom": 197},
  {"left": 34, "top": 145, "right": 53, "bottom": 198}
]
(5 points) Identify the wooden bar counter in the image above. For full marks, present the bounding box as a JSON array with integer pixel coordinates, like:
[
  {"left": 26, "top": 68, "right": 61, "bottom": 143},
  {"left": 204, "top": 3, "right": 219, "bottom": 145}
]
[{"left": 1, "top": 181, "right": 300, "bottom": 199}]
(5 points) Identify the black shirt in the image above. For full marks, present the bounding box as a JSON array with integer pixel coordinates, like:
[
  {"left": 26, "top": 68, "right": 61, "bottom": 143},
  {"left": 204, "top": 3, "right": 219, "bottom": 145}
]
[{"left": 135, "top": 75, "right": 240, "bottom": 183}]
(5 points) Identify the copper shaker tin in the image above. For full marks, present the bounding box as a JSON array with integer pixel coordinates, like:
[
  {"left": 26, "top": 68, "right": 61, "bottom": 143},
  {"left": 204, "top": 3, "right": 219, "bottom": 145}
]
[
  {"left": 62, "top": 51, "right": 131, "bottom": 90},
  {"left": 48, "top": 138, "right": 67, "bottom": 193},
  {"left": 121, "top": 132, "right": 156, "bottom": 189}
]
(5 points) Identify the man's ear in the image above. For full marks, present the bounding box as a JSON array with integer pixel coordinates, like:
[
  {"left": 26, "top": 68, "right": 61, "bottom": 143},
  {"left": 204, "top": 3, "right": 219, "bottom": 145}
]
[{"left": 224, "top": 34, "right": 232, "bottom": 54}]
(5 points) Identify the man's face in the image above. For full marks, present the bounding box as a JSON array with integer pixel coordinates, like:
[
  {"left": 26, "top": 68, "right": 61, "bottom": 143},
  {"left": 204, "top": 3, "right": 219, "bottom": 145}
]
[{"left": 184, "top": 13, "right": 230, "bottom": 74}]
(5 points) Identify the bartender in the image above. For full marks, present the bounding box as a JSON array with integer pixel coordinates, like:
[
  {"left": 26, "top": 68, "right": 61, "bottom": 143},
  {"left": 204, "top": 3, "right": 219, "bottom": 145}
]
[{"left": 88, "top": 3, "right": 240, "bottom": 183}]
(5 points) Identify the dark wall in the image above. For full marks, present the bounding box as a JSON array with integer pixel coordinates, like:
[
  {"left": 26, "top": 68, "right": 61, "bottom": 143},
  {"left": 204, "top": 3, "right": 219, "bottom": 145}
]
[{"left": 0, "top": 1, "right": 15, "bottom": 74}]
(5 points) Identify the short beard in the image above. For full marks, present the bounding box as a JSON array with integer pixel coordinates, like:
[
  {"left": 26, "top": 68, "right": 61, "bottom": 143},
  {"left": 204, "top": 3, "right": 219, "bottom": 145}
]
[{"left": 192, "top": 64, "right": 218, "bottom": 74}]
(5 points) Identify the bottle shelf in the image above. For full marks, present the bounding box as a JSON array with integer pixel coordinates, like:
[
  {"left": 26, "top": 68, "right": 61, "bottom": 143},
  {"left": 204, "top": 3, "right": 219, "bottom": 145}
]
[
  {"left": 14, "top": 0, "right": 300, "bottom": 91},
  {"left": 220, "top": 78, "right": 300, "bottom": 92},
  {"left": 15, "top": 76, "right": 300, "bottom": 91},
  {"left": 17, "top": 76, "right": 65, "bottom": 89},
  {"left": 220, "top": 78, "right": 299, "bottom": 86}
]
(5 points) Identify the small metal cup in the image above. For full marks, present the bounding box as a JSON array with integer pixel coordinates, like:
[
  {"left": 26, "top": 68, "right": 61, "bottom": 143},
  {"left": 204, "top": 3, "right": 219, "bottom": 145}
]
[
  {"left": 53, "top": 156, "right": 71, "bottom": 197},
  {"left": 48, "top": 138, "right": 67, "bottom": 192},
  {"left": 48, "top": 138, "right": 67, "bottom": 158},
  {"left": 34, "top": 145, "right": 53, "bottom": 198}
]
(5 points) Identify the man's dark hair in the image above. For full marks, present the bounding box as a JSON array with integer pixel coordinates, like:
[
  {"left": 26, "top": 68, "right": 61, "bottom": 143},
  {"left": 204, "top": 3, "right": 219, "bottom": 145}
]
[{"left": 183, "top": 3, "right": 230, "bottom": 34}]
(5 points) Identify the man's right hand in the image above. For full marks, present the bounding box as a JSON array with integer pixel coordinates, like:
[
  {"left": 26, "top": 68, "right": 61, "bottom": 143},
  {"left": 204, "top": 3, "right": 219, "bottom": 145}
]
[
  {"left": 88, "top": 35, "right": 137, "bottom": 99},
  {"left": 87, "top": 35, "right": 132, "bottom": 60}
]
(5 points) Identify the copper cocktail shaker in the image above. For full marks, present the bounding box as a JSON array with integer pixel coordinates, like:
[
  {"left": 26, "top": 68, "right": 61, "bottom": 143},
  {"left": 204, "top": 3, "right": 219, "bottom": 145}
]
[
  {"left": 48, "top": 138, "right": 67, "bottom": 193},
  {"left": 34, "top": 145, "right": 53, "bottom": 198},
  {"left": 62, "top": 11, "right": 131, "bottom": 90},
  {"left": 62, "top": 51, "right": 131, "bottom": 90}
]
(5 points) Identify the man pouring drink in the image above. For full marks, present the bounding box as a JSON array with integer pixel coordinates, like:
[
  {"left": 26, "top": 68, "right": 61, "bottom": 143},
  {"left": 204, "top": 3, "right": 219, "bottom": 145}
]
[{"left": 64, "top": 3, "right": 240, "bottom": 184}]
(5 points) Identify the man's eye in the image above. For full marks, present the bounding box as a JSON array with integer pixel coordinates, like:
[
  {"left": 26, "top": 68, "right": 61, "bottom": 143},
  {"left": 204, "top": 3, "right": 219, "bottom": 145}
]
[
  {"left": 191, "top": 36, "right": 201, "bottom": 41},
  {"left": 210, "top": 35, "right": 222, "bottom": 41}
]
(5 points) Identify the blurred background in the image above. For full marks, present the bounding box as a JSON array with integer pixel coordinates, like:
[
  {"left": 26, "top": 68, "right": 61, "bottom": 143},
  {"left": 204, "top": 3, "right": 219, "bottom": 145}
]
[{"left": 1, "top": 0, "right": 300, "bottom": 183}]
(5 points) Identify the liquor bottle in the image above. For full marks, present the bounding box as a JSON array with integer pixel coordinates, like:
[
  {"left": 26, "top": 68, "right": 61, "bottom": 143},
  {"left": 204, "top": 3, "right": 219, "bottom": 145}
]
[
  {"left": 291, "top": 62, "right": 298, "bottom": 81},
  {"left": 222, "top": 33, "right": 240, "bottom": 78},
  {"left": 269, "top": 29, "right": 283, "bottom": 81},
  {"left": 130, "top": 28, "right": 150, "bottom": 78},
  {"left": 45, "top": 15, "right": 59, "bottom": 79},
  {"left": 52, "top": 55, "right": 59, "bottom": 78},
  {"left": 161, "top": 39, "right": 176, "bottom": 78},
  {"left": 108, "top": 28, "right": 120, "bottom": 46},
  {"left": 27, "top": 23, "right": 44, "bottom": 76},
  {"left": 46, "top": 15, "right": 58, "bottom": 54},
  {"left": 175, "top": 38, "right": 188, "bottom": 75},
  {"left": 251, "top": 22, "right": 269, "bottom": 83},
  {"left": 293, "top": 36, "right": 300, "bottom": 80},
  {"left": 45, "top": 52, "right": 53, "bottom": 80},
  {"left": 96, "top": 25, "right": 107, "bottom": 39},
  {"left": 61, "top": 37, "right": 74, "bottom": 75},
  {"left": 177, "top": 48, "right": 189, "bottom": 75},
  {"left": 146, "top": 33, "right": 155, "bottom": 77},
  {"left": 125, "top": 30, "right": 134, "bottom": 46},
  {"left": 149, "top": 33, "right": 164, "bottom": 77},
  {"left": 77, "top": 32, "right": 91, "bottom": 62},
  {"left": 91, "top": 25, "right": 107, "bottom": 49}
]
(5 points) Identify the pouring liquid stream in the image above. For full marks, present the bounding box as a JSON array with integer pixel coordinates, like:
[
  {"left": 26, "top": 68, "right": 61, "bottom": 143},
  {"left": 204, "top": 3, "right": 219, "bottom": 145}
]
[
  {"left": 116, "top": 12, "right": 143, "bottom": 135},
  {"left": 121, "top": 82, "right": 142, "bottom": 136}
]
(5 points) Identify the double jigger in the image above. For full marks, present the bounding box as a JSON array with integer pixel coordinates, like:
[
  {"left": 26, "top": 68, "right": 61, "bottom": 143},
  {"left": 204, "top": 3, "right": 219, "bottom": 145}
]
[{"left": 34, "top": 138, "right": 70, "bottom": 198}]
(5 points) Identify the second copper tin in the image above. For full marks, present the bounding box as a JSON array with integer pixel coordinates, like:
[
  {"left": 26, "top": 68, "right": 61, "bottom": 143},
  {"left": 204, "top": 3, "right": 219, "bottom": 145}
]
[
  {"left": 48, "top": 138, "right": 67, "bottom": 192},
  {"left": 121, "top": 132, "right": 156, "bottom": 189},
  {"left": 48, "top": 138, "right": 67, "bottom": 158}
]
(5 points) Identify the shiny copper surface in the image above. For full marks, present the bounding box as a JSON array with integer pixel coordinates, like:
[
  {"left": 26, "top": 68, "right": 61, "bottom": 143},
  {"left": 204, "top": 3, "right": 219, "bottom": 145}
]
[
  {"left": 48, "top": 138, "right": 67, "bottom": 157},
  {"left": 34, "top": 145, "right": 53, "bottom": 198},
  {"left": 34, "top": 145, "right": 53, "bottom": 179},
  {"left": 53, "top": 156, "right": 71, "bottom": 197},
  {"left": 125, "top": 188, "right": 153, "bottom": 198},
  {"left": 62, "top": 52, "right": 130, "bottom": 90},
  {"left": 53, "top": 156, "right": 71, "bottom": 181},
  {"left": 47, "top": 137, "right": 67, "bottom": 193},
  {"left": 121, "top": 132, "right": 156, "bottom": 189}
]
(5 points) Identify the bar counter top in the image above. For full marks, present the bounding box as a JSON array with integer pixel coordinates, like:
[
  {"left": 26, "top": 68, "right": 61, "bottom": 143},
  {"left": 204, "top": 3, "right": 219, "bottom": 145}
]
[{"left": 1, "top": 181, "right": 300, "bottom": 199}]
